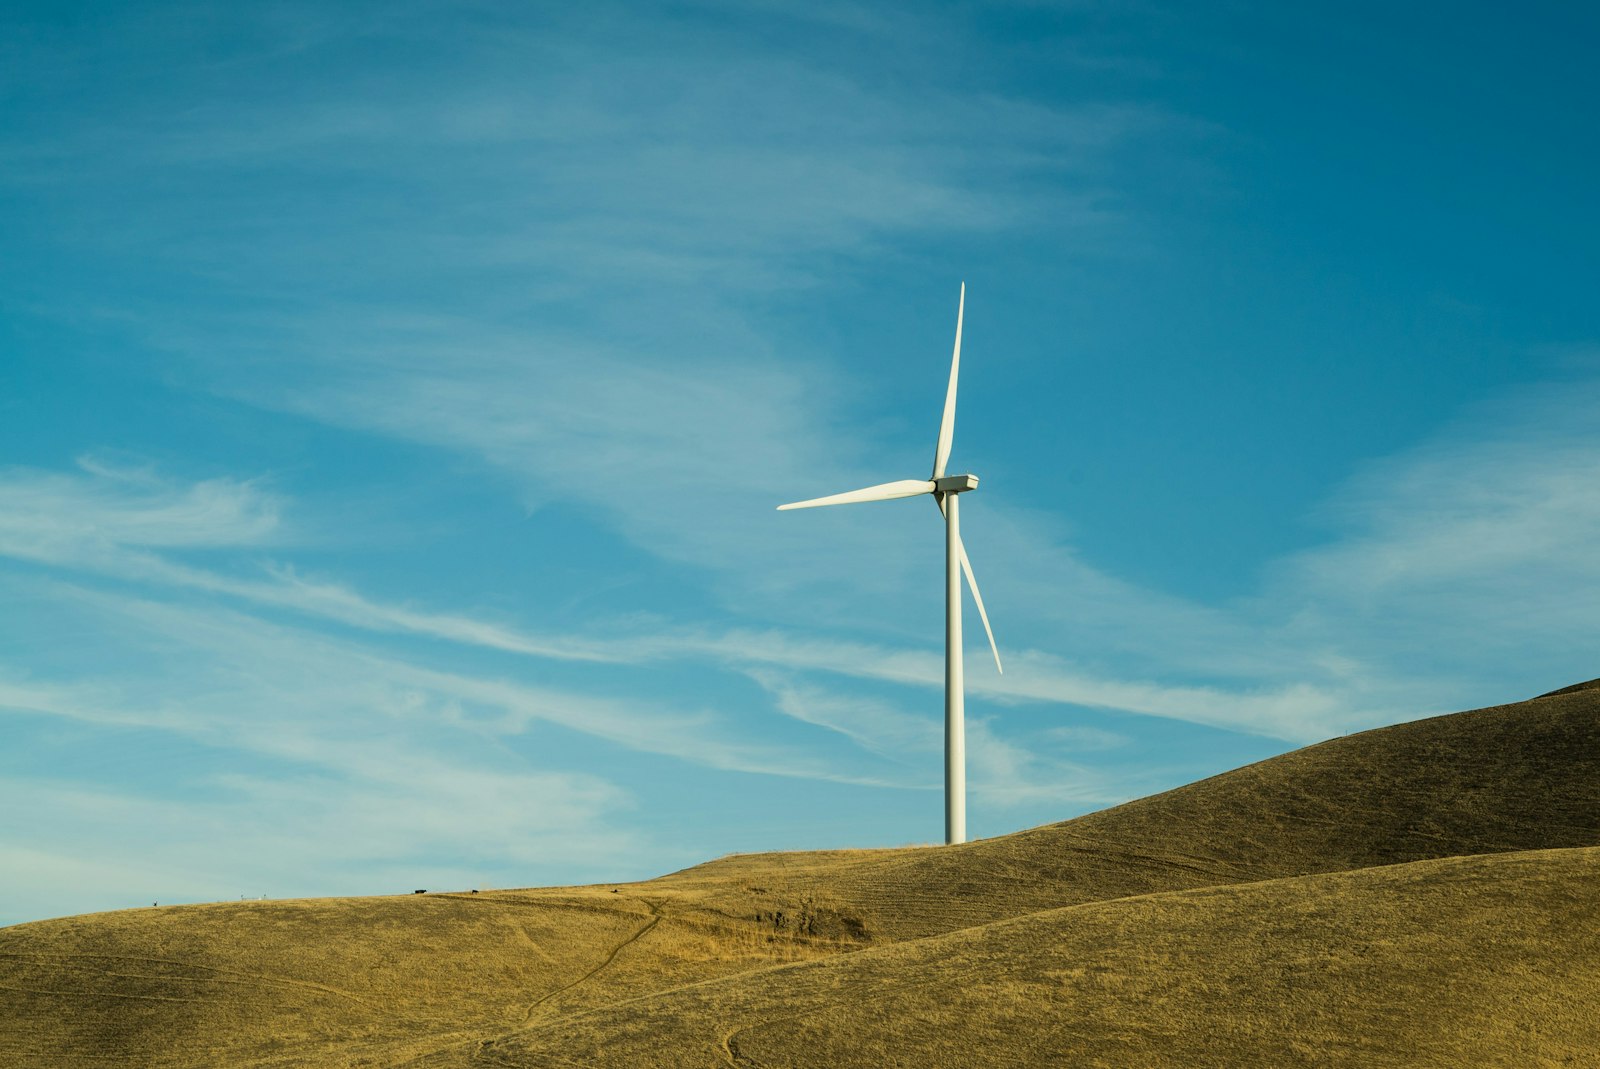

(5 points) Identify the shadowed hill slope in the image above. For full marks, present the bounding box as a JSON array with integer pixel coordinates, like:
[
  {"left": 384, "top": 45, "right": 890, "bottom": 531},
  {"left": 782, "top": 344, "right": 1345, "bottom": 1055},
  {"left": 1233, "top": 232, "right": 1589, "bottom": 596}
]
[
  {"left": 661, "top": 684, "right": 1600, "bottom": 939},
  {"left": 3, "top": 684, "right": 1598, "bottom": 1067},
  {"left": 424, "top": 846, "right": 1600, "bottom": 1069},
  {"left": 0, "top": 886, "right": 855, "bottom": 1068},
  {"left": 1538, "top": 676, "right": 1600, "bottom": 697}
]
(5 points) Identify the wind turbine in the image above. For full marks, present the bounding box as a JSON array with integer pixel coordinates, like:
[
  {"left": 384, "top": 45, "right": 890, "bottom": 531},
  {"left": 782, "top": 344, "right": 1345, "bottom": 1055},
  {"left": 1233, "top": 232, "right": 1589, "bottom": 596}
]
[{"left": 778, "top": 282, "right": 1001, "bottom": 846}]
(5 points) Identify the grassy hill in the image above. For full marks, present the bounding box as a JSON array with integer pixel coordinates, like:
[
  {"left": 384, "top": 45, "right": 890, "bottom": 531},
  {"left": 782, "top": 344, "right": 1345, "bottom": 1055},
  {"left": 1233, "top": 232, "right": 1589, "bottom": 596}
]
[
  {"left": 654, "top": 682, "right": 1600, "bottom": 940},
  {"left": 417, "top": 847, "right": 1600, "bottom": 1069},
  {"left": 3, "top": 684, "right": 1598, "bottom": 1067}
]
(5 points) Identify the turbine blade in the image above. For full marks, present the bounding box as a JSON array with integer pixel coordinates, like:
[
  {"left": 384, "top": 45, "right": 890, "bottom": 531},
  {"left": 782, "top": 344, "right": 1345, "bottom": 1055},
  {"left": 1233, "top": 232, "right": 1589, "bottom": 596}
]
[
  {"left": 959, "top": 537, "right": 1003, "bottom": 674},
  {"left": 777, "top": 479, "right": 936, "bottom": 511},
  {"left": 931, "top": 281, "right": 964, "bottom": 479},
  {"left": 937, "top": 493, "right": 1003, "bottom": 674}
]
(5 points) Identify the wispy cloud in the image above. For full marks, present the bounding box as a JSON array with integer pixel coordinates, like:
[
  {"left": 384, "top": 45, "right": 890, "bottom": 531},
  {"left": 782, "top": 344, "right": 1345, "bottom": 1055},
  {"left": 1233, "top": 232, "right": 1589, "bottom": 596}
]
[
  {"left": 0, "top": 460, "right": 620, "bottom": 661},
  {"left": 0, "top": 0, "right": 1175, "bottom": 627},
  {"left": 749, "top": 670, "right": 1139, "bottom": 807},
  {"left": 0, "top": 765, "right": 636, "bottom": 924},
  {"left": 0, "top": 579, "right": 824, "bottom": 780},
  {"left": 0, "top": 457, "right": 1466, "bottom": 747},
  {"left": 0, "top": 456, "right": 281, "bottom": 562},
  {"left": 1270, "top": 375, "right": 1600, "bottom": 695},
  {"left": 2, "top": 2, "right": 1161, "bottom": 297},
  {"left": 0, "top": 577, "right": 726, "bottom": 921},
  {"left": 0, "top": 621, "right": 649, "bottom": 924},
  {"left": 1041, "top": 725, "right": 1130, "bottom": 752},
  {"left": 1296, "top": 394, "right": 1600, "bottom": 596}
]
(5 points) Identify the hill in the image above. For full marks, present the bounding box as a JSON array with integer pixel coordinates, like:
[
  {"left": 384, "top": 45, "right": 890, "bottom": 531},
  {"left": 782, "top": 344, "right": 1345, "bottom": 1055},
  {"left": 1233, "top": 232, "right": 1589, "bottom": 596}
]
[
  {"left": 3, "top": 684, "right": 1598, "bottom": 1067},
  {"left": 655, "top": 682, "right": 1600, "bottom": 940},
  {"left": 414, "top": 847, "right": 1600, "bottom": 1069}
]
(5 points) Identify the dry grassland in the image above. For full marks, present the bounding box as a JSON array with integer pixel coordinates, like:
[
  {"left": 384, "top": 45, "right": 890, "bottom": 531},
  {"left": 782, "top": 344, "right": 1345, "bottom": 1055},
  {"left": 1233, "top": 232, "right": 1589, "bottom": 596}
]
[
  {"left": 4, "top": 683, "right": 1598, "bottom": 1067},
  {"left": 0, "top": 888, "right": 853, "bottom": 1067},
  {"left": 428, "top": 847, "right": 1600, "bottom": 1069},
  {"left": 656, "top": 683, "right": 1600, "bottom": 941}
]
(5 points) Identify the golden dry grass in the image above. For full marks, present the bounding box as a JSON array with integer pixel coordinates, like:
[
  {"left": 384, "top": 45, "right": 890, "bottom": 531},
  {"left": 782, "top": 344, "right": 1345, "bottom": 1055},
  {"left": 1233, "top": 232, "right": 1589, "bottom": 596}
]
[
  {"left": 429, "top": 847, "right": 1600, "bottom": 1069},
  {"left": 0, "top": 887, "right": 852, "bottom": 1067},
  {"left": 4, "top": 683, "right": 1598, "bottom": 1067},
  {"left": 656, "top": 682, "right": 1600, "bottom": 941}
]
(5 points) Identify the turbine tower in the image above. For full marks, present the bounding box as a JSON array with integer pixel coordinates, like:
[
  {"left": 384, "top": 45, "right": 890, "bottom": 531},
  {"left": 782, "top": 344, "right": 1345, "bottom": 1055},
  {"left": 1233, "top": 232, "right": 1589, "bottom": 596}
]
[{"left": 778, "top": 283, "right": 1001, "bottom": 845}]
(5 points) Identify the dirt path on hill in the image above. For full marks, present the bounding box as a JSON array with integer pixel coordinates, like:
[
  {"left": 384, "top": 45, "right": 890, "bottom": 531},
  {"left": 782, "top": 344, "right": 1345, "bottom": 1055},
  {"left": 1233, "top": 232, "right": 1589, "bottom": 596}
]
[{"left": 519, "top": 899, "right": 662, "bottom": 1025}]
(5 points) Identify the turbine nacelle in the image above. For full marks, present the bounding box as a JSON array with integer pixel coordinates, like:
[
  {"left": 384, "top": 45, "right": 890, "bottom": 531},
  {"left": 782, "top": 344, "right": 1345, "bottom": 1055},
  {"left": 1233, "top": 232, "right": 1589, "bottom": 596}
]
[{"left": 935, "top": 474, "right": 979, "bottom": 495}]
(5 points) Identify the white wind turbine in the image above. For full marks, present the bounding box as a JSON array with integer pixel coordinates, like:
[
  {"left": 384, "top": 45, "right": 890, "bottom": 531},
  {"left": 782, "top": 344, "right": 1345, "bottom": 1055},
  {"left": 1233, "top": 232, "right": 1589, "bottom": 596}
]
[{"left": 778, "top": 283, "right": 1001, "bottom": 846}]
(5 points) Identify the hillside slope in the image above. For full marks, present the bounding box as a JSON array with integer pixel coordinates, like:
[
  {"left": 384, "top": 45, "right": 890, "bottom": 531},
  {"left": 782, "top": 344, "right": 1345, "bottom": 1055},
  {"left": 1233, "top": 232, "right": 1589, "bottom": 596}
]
[
  {"left": 0, "top": 885, "right": 854, "bottom": 1068},
  {"left": 417, "top": 846, "right": 1600, "bottom": 1069},
  {"left": 662, "top": 684, "right": 1600, "bottom": 939},
  {"left": 3, "top": 684, "right": 1597, "bottom": 1067}
]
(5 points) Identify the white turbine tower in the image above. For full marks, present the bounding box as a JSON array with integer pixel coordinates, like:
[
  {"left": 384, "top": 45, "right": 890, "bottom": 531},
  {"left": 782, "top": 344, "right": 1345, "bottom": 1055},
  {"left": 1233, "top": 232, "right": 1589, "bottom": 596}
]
[{"left": 778, "top": 282, "right": 1001, "bottom": 846}]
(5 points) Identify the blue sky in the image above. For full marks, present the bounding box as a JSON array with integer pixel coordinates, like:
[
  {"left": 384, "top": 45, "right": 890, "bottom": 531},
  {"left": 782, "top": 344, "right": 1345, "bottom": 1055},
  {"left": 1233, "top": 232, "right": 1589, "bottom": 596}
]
[{"left": 3, "top": 1, "right": 1598, "bottom": 926}]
